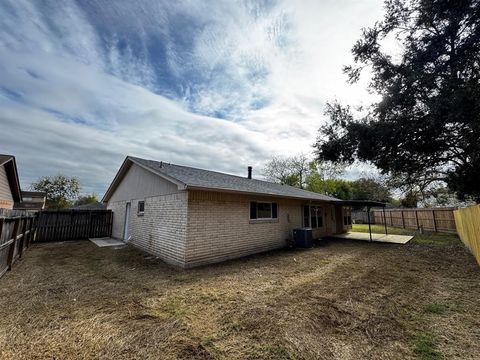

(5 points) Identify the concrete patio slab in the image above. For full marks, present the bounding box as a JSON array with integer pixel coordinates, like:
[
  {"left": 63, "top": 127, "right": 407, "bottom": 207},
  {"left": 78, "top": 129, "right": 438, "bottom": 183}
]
[
  {"left": 89, "top": 237, "right": 126, "bottom": 247},
  {"left": 332, "top": 232, "right": 413, "bottom": 244}
]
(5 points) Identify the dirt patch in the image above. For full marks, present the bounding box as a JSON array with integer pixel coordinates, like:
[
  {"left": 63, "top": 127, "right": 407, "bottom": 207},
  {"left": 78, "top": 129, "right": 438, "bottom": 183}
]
[{"left": 0, "top": 236, "right": 479, "bottom": 359}]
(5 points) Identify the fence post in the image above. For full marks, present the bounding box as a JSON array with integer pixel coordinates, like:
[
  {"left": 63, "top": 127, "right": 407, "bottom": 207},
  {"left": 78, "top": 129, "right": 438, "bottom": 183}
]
[
  {"left": 383, "top": 207, "right": 388, "bottom": 235},
  {"left": 32, "top": 212, "right": 39, "bottom": 243},
  {"left": 7, "top": 218, "right": 20, "bottom": 271},
  {"left": 367, "top": 208, "right": 373, "bottom": 242},
  {"left": 432, "top": 210, "right": 437, "bottom": 232},
  {"left": 27, "top": 217, "right": 35, "bottom": 247},
  {"left": 18, "top": 217, "right": 27, "bottom": 259},
  {"left": 0, "top": 218, "right": 4, "bottom": 243},
  {"left": 401, "top": 211, "right": 405, "bottom": 229},
  {"left": 24, "top": 217, "right": 31, "bottom": 247},
  {"left": 415, "top": 210, "right": 419, "bottom": 230},
  {"left": 88, "top": 211, "right": 93, "bottom": 238},
  {"left": 53, "top": 211, "right": 59, "bottom": 241}
]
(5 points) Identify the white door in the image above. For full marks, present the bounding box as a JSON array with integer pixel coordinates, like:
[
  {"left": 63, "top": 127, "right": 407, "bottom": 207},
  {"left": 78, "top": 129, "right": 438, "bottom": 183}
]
[{"left": 124, "top": 202, "right": 131, "bottom": 241}]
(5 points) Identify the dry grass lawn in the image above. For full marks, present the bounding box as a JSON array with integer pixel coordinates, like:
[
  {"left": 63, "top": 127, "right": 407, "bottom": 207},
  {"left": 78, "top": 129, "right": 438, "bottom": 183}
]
[{"left": 1, "top": 230, "right": 479, "bottom": 359}]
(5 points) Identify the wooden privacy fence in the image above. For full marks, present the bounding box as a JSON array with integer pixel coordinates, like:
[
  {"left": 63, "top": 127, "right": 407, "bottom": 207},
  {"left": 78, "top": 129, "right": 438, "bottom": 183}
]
[
  {"left": 0, "top": 212, "right": 36, "bottom": 279},
  {"left": 352, "top": 210, "right": 374, "bottom": 224},
  {"left": 35, "top": 209, "right": 113, "bottom": 242},
  {"left": 454, "top": 205, "right": 480, "bottom": 266},
  {"left": 372, "top": 208, "right": 457, "bottom": 233}
]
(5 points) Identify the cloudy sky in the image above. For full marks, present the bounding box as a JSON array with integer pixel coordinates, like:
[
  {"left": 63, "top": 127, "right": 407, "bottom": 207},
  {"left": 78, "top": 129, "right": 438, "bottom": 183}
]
[{"left": 0, "top": 0, "right": 385, "bottom": 196}]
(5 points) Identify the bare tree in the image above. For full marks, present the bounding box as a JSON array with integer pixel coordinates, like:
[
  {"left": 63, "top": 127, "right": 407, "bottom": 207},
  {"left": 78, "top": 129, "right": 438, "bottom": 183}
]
[
  {"left": 263, "top": 156, "right": 296, "bottom": 185},
  {"left": 289, "top": 154, "right": 310, "bottom": 189},
  {"left": 310, "top": 160, "right": 346, "bottom": 180},
  {"left": 263, "top": 154, "right": 310, "bottom": 189}
]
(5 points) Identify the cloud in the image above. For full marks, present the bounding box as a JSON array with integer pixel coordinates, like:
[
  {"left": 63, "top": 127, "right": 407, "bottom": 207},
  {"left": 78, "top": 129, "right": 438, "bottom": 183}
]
[{"left": 0, "top": 0, "right": 385, "bottom": 195}]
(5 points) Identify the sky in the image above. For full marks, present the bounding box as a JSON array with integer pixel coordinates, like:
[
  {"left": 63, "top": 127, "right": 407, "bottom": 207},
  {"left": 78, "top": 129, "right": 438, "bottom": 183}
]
[{"left": 0, "top": 0, "right": 385, "bottom": 196}]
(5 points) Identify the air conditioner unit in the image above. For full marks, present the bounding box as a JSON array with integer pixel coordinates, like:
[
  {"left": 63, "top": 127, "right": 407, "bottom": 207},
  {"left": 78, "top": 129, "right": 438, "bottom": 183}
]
[{"left": 293, "top": 228, "right": 313, "bottom": 248}]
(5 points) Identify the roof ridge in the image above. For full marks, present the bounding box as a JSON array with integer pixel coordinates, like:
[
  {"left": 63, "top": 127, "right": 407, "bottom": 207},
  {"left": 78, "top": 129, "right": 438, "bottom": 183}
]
[
  {"left": 131, "top": 156, "right": 252, "bottom": 180},
  {"left": 131, "top": 156, "right": 300, "bottom": 189}
]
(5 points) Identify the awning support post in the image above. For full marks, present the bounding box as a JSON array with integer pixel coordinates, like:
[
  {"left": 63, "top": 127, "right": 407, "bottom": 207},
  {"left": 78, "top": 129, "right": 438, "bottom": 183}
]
[
  {"left": 383, "top": 207, "right": 388, "bottom": 235},
  {"left": 367, "top": 206, "right": 373, "bottom": 242}
]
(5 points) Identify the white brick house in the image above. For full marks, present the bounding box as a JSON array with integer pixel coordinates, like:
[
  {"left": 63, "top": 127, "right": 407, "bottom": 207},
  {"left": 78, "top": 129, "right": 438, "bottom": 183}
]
[{"left": 102, "top": 156, "right": 352, "bottom": 268}]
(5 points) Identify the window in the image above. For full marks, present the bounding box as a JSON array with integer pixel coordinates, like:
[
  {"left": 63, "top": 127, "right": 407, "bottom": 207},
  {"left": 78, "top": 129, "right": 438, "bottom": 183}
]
[
  {"left": 138, "top": 201, "right": 145, "bottom": 215},
  {"left": 303, "top": 205, "right": 324, "bottom": 228},
  {"left": 250, "top": 201, "right": 278, "bottom": 220}
]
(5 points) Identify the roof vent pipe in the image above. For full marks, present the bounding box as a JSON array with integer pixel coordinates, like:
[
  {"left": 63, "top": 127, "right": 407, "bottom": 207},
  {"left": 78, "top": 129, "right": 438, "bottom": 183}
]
[{"left": 247, "top": 166, "right": 252, "bottom": 179}]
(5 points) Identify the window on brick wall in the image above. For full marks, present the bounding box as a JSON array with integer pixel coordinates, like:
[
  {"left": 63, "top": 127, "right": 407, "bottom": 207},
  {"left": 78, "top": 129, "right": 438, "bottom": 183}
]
[
  {"left": 138, "top": 201, "right": 145, "bottom": 215},
  {"left": 250, "top": 201, "right": 278, "bottom": 220}
]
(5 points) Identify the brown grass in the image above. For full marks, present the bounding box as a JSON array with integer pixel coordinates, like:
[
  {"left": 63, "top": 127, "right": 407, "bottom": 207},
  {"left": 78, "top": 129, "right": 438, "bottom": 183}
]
[{"left": 1, "top": 235, "right": 479, "bottom": 359}]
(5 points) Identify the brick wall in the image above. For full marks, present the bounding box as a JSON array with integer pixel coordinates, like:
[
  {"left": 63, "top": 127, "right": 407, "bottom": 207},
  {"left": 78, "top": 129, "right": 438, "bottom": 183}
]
[
  {"left": 108, "top": 187, "right": 344, "bottom": 268},
  {"left": 108, "top": 192, "right": 188, "bottom": 267},
  {"left": 184, "top": 191, "right": 304, "bottom": 267}
]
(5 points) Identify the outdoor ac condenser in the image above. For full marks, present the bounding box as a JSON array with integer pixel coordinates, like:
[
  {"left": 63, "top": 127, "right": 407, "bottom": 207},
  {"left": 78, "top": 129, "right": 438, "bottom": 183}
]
[{"left": 293, "top": 228, "right": 313, "bottom": 248}]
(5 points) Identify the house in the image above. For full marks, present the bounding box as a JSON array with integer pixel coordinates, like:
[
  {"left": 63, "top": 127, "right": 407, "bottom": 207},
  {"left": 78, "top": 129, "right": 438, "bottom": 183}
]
[
  {"left": 71, "top": 202, "right": 107, "bottom": 210},
  {"left": 14, "top": 191, "right": 46, "bottom": 212},
  {"left": 103, "top": 156, "right": 352, "bottom": 268},
  {"left": 0, "top": 155, "right": 22, "bottom": 210}
]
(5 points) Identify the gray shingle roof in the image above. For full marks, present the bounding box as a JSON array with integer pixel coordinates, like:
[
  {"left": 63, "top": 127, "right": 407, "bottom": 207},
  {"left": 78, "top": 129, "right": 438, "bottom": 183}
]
[
  {"left": 129, "top": 156, "right": 340, "bottom": 202},
  {"left": 72, "top": 202, "right": 107, "bottom": 210}
]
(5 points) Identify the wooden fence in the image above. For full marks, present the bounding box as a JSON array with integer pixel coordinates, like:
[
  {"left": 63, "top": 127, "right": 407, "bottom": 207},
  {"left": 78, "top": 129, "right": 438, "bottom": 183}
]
[
  {"left": 0, "top": 210, "right": 36, "bottom": 279},
  {"left": 454, "top": 205, "right": 480, "bottom": 265},
  {"left": 35, "top": 209, "right": 113, "bottom": 242},
  {"left": 372, "top": 208, "right": 457, "bottom": 233},
  {"left": 352, "top": 210, "right": 374, "bottom": 224}
]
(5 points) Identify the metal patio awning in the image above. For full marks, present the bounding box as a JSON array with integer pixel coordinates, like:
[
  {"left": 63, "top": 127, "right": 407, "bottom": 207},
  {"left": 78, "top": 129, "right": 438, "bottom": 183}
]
[{"left": 337, "top": 200, "right": 389, "bottom": 242}]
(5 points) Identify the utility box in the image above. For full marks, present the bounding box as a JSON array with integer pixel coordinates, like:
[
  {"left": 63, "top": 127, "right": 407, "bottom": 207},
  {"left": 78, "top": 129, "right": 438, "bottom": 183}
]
[{"left": 293, "top": 228, "right": 313, "bottom": 248}]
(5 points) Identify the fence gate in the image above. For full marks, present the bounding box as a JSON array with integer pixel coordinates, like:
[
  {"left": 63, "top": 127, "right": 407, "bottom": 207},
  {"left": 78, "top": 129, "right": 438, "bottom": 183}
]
[{"left": 35, "top": 210, "right": 113, "bottom": 242}]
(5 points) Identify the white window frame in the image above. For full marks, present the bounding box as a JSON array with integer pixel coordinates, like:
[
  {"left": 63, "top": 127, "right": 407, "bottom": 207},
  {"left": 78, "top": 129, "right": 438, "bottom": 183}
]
[
  {"left": 137, "top": 200, "right": 145, "bottom": 216},
  {"left": 304, "top": 205, "right": 324, "bottom": 229},
  {"left": 250, "top": 201, "right": 278, "bottom": 220}
]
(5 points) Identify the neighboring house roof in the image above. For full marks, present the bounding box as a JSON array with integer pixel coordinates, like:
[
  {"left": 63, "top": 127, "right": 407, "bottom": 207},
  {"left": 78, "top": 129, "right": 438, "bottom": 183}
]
[
  {"left": 14, "top": 191, "right": 47, "bottom": 211},
  {"left": 103, "top": 156, "right": 342, "bottom": 203},
  {"left": 0, "top": 154, "right": 22, "bottom": 202},
  {"left": 21, "top": 191, "right": 47, "bottom": 198},
  {"left": 72, "top": 202, "right": 106, "bottom": 210}
]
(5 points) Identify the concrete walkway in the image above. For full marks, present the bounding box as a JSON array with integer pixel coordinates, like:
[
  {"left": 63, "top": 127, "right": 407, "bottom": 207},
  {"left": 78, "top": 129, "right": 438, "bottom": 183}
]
[
  {"left": 332, "top": 232, "right": 413, "bottom": 244},
  {"left": 89, "top": 237, "right": 125, "bottom": 247}
]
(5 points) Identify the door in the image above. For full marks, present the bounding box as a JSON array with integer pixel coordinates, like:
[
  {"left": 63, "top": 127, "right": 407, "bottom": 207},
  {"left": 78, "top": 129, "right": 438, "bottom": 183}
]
[
  {"left": 328, "top": 206, "right": 336, "bottom": 234},
  {"left": 124, "top": 202, "right": 131, "bottom": 241}
]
